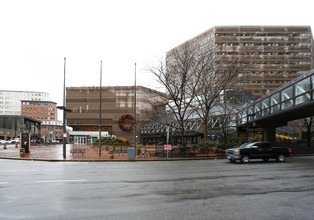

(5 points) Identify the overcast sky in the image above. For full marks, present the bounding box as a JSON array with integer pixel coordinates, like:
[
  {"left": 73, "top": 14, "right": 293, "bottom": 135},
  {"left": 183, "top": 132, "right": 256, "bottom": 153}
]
[{"left": 1, "top": 0, "right": 314, "bottom": 120}]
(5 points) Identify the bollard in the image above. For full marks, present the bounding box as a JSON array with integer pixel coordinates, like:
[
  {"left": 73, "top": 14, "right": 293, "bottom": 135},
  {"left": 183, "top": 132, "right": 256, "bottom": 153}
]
[
  {"left": 15, "top": 143, "right": 18, "bottom": 148},
  {"left": 3, "top": 144, "right": 7, "bottom": 150}
]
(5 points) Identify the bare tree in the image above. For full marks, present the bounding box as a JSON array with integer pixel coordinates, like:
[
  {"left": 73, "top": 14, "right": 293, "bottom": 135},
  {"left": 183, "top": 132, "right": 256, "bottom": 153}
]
[
  {"left": 218, "top": 89, "right": 256, "bottom": 143},
  {"left": 192, "top": 54, "right": 248, "bottom": 140},
  {"left": 297, "top": 117, "right": 314, "bottom": 148},
  {"left": 146, "top": 40, "right": 211, "bottom": 147}
]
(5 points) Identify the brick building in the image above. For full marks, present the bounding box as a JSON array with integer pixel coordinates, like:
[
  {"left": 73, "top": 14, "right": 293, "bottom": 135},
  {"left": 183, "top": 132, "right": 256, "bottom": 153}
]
[
  {"left": 21, "top": 100, "right": 62, "bottom": 142},
  {"left": 21, "top": 100, "right": 58, "bottom": 121},
  {"left": 167, "top": 26, "right": 314, "bottom": 97}
]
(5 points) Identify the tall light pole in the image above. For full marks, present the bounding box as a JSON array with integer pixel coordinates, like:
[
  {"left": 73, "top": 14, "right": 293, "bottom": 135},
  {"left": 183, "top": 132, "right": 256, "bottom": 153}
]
[
  {"left": 99, "top": 60, "right": 102, "bottom": 156},
  {"left": 57, "top": 57, "right": 71, "bottom": 159},
  {"left": 133, "top": 63, "right": 137, "bottom": 152}
]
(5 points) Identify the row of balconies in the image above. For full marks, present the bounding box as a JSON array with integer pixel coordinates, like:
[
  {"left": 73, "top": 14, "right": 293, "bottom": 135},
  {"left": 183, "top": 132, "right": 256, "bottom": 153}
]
[
  {"left": 217, "top": 45, "right": 311, "bottom": 52},
  {"left": 218, "top": 63, "right": 312, "bottom": 71},
  {"left": 215, "top": 36, "right": 311, "bottom": 43},
  {"left": 247, "top": 64, "right": 312, "bottom": 71},
  {"left": 216, "top": 55, "right": 311, "bottom": 61},
  {"left": 244, "top": 73, "right": 300, "bottom": 80}
]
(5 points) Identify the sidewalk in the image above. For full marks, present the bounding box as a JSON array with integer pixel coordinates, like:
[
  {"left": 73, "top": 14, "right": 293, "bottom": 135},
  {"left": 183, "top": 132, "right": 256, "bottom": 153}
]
[{"left": 0, "top": 143, "right": 224, "bottom": 161}]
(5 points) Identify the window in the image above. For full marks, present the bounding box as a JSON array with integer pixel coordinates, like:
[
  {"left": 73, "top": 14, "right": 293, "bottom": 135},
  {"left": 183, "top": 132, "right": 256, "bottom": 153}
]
[
  {"left": 261, "top": 98, "right": 269, "bottom": 116},
  {"left": 295, "top": 77, "right": 311, "bottom": 105},
  {"left": 270, "top": 93, "right": 280, "bottom": 113},
  {"left": 281, "top": 86, "right": 293, "bottom": 110}
]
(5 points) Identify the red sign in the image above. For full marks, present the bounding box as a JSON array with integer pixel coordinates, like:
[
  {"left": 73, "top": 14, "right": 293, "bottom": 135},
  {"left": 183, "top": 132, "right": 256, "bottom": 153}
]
[{"left": 164, "top": 144, "right": 172, "bottom": 150}]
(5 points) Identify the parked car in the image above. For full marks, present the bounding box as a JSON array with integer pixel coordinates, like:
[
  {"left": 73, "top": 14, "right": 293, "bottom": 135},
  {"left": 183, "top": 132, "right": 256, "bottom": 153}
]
[
  {"left": 226, "top": 142, "right": 292, "bottom": 163},
  {"left": 11, "top": 138, "right": 20, "bottom": 144},
  {"left": 4, "top": 139, "right": 13, "bottom": 144},
  {"left": 0, "top": 140, "right": 6, "bottom": 144}
]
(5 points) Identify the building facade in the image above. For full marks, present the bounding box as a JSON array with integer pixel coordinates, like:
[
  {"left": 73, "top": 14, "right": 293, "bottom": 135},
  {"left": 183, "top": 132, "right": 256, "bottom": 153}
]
[
  {"left": 40, "top": 120, "right": 63, "bottom": 142},
  {"left": 21, "top": 100, "right": 62, "bottom": 142},
  {"left": 66, "top": 86, "right": 159, "bottom": 144},
  {"left": 21, "top": 100, "right": 58, "bottom": 121},
  {"left": 0, "top": 90, "right": 50, "bottom": 115},
  {"left": 167, "top": 26, "right": 314, "bottom": 97}
]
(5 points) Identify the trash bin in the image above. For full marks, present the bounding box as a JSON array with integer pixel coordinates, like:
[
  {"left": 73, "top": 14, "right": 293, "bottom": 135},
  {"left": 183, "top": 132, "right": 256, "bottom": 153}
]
[{"left": 128, "top": 148, "right": 136, "bottom": 160}]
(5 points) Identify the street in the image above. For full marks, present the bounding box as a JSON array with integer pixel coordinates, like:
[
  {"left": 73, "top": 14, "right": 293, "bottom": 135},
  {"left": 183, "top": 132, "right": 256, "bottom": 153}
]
[{"left": 1, "top": 157, "right": 314, "bottom": 220}]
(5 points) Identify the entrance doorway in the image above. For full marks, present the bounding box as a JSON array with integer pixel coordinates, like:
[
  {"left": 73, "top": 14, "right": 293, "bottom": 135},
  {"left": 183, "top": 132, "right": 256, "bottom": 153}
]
[{"left": 74, "top": 136, "right": 87, "bottom": 144}]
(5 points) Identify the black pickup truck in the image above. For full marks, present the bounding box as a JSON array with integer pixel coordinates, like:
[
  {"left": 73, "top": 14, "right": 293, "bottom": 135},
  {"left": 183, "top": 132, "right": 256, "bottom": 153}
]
[{"left": 226, "top": 142, "right": 292, "bottom": 163}]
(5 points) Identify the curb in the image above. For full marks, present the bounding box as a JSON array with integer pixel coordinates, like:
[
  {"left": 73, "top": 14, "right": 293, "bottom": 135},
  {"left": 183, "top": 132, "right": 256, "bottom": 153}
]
[{"left": 0, "top": 156, "right": 226, "bottom": 162}]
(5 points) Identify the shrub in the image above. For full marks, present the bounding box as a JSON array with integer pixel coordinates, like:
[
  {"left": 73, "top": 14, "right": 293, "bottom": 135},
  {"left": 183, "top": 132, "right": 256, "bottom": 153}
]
[
  {"left": 216, "top": 143, "right": 233, "bottom": 150},
  {"left": 179, "top": 145, "right": 188, "bottom": 152},
  {"left": 229, "top": 136, "right": 246, "bottom": 144},
  {"left": 191, "top": 144, "right": 198, "bottom": 151},
  {"left": 115, "top": 137, "right": 129, "bottom": 144},
  {"left": 199, "top": 139, "right": 215, "bottom": 153}
]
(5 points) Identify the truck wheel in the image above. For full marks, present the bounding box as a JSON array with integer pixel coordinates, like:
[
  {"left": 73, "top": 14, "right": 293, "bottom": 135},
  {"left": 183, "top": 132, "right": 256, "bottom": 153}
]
[
  {"left": 241, "top": 155, "right": 249, "bottom": 163},
  {"left": 276, "top": 154, "right": 286, "bottom": 162},
  {"left": 229, "top": 159, "right": 235, "bottom": 163}
]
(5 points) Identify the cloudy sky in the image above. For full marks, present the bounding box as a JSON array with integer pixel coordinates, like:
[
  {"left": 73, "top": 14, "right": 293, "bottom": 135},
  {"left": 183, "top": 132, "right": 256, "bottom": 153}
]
[{"left": 1, "top": 0, "right": 313, "bottom": 119}]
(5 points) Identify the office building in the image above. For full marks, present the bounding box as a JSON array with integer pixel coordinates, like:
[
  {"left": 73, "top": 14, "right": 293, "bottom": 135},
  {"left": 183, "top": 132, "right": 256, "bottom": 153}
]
[
  {"left": 167, "top": 26, "right": 314, "bottom": 97},
  {"left": 0, "top": 90, "right": 50, "bottom": 115},
  {"left": 66, "top": 86, "right": 160, "bottom": 144}
]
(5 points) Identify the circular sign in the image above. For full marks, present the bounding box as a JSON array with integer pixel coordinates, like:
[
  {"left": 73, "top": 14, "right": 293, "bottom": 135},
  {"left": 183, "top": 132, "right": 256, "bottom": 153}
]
[{"left": 118, "top": 115, "right": 134, "bottom": 132}]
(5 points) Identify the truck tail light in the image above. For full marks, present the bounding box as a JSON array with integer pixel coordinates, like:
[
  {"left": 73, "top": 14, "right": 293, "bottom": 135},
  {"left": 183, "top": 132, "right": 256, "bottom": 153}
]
[{"left": 289, "top": 148, "right": 292, "bottom": 153}]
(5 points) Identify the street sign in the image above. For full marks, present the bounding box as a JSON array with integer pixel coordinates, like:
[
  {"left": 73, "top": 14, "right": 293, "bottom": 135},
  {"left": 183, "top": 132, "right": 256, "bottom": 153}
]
[{"left": 164, "top": 144, "right": 172, "bottom": 150}]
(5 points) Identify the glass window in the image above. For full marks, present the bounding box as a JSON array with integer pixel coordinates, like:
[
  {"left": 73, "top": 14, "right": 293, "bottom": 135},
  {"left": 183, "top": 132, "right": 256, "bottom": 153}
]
[
  {"left": 261, "top": 98, "right": 269, "bottom": 116},
  {"left": 294, "top": 77, "right": 311, "bottom": 106},
  {"left": 312, "top": 75, "right": 314, "bottom": 100},
  {"left": 248, "top": 106, "right": 254, "bottom": 115},
  {"left": 254, "top": 102, "right": 261, "bottom": 118},
  {"left": 271, "top": 93, "right": 280, "bottom": 105},
  {"left": 270, "top": 93, "right": 280, "bottom": 113},
  {"left": 295, "top": 77, "right": 310, "bottom": 96},
  {"left": 281, "top": 86, "right": 293, "bottom": 110},
  {"left": 296, "top": 94, "right": 310, "bottom": 105}
]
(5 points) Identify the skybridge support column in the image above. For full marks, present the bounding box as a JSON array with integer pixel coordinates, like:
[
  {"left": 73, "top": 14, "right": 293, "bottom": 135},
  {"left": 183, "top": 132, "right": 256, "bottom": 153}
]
[{"left": 263, "top": 126, "right": 276, "bottom": 144}]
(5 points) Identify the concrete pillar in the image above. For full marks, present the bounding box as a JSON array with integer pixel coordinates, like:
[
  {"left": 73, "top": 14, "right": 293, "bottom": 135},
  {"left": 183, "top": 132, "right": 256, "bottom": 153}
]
[{"left": 263, "top": 126, "right": 276, "bottom": 144}]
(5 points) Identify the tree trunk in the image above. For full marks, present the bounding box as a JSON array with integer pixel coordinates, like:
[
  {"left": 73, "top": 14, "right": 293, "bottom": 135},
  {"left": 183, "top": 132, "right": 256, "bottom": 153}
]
[
  {"left": 203, "top": 114, "right": 209, "bottom": 140},
  {"left": 306, "top": 128, "right": 311, "bottom": 149}
]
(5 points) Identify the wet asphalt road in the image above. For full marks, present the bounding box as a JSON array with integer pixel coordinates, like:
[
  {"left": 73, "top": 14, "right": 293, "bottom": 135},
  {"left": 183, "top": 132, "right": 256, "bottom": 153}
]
[{"left": 1, "top": 156, "right": 314, "bottom": 220}]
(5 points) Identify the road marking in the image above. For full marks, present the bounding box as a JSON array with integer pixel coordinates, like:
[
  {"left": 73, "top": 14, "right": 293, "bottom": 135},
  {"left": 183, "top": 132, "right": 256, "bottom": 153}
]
[
  {"left": 33, "top": 179, "right": 87, "bottom": 183},
  {"left": 0, "top": 170, "right": 38, "bottom": 172},
  {"left": 0, "top": 182, "right": 9, "bottom": 184}
]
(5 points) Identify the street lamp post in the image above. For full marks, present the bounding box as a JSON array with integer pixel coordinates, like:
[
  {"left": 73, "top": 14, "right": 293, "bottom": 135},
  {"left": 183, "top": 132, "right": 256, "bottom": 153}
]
[
  {"left": 99, "top": 60, "right": 102, "bottom": 157},
  {"left": 57, "top": 58, "right": 71, "bottom": 159},
  {"left": 133, "top": 63, "right": 137, "bottom": 154},
  {"left": 246, "top": 113, "right": 255, "bottom": 142}
]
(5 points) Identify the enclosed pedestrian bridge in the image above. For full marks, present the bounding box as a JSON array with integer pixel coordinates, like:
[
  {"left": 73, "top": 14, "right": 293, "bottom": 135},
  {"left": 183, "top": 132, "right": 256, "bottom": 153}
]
[{"left": 237, "top": 69, "right": 314, "bottom": 142}]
